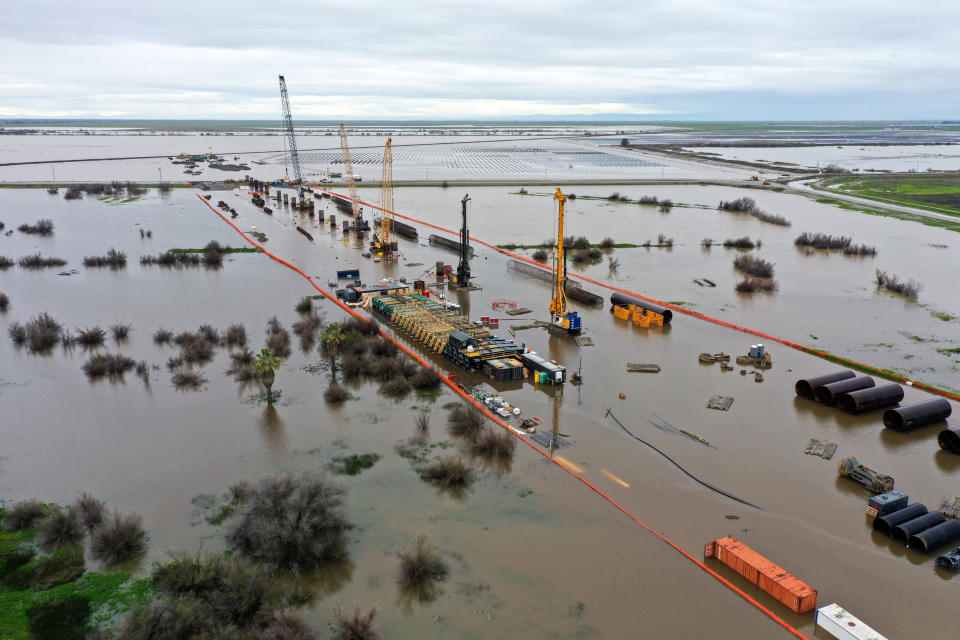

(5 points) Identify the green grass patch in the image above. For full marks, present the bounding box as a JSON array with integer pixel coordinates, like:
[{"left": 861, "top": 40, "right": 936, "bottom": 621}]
[
  {"left": 328, "top": 453, "right": 381, "bottom": 476},
  {"left": 936, "top": 347, "right": 960, "bottom": 356},
  {"left": 0, "top": 572, "right": 155, "bottom": 639},
  {"left": 168, "top": 247, "right": 260, "bottom": 254},
  {"left": 930, "top": 310, "right": 957, "bottom": 322}
]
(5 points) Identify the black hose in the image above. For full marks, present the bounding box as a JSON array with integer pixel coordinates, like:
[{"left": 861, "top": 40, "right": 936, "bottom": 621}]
[{"left": 605, "top": 408, "right": 762, "bottom": 510}]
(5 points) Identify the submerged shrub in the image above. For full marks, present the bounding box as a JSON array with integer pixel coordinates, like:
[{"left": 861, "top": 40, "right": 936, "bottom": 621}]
[
  {"left": 532, "top": 248, "right": 548, "bottom": 262},
  {"left": 3, "top": 499, "right": 46, "bottom": 531},
  {"left": 295, "top": 297, "right": 314, "bottom": 314},
  {"left": 0, "top": 256, "right": 14, "bottom": 269},
  {"left": 718, "top": 197, "right": 756, "bottom": 212},
  {"left": 224, "top": 323, "right": 247, "bottom": 347},
  {"left": 447, "top": 404, "right": 485, "bottom": 440},
  {"left": 17, "top": 218, "right": 54, "bottom": 235},
  {"left": 76, "top": 326, "right": 107, "bottom": 346},
  {"left": 415, "top": 412, "right": 430, "bottom": 431},
  {"left": 226, "top": 472, "right": 350, "bottom": 572},
  {"left": 795, "top": 232, "right": 852, "bottom": 250},
  {"left": 198, "top": 324, "right": 220, "bottom": 345},
  {"left": 333, "top": 606, "right": 380, "bottom": 640},
  {"left": 324, "top": 385, "right": 349, "bottom": 403},
  {"left": 419, "top": 457, "right": 473, "bottom": 489},
  {"left": 15, "top": 312, "right": 64, "bottom": 352},
  {"left": 153, "top": 328, "right": 173, "bottom": 345},
  {"left": 172, "top": 369, "right": 207, "bottom": 390},
  {"left": 599, "top": 237, "right": 615, "bottom": 249},
  {"left": 111, "top": 322, "right": 132, "bottom": 341},
  {"left": 74, "top": 492, "right": 106, "bottom": 531},
  {"left": 732, "top": 254, "right": 775, "bottom": 278},
  {"left": 381, "top": 377, "right": 411, "bottom": 397},
  {"left": 262, "top": 610, "right": 318, "bottom": 640},
  {"left": 735, "top": 277, "right": 778, "bottom": 293},
  {"left": 723, "top": 236, "right": 756, "bottom": 249},
  {"left": 18, "top": 253, "right": 67, "bottom": 269},
  {"left": 409, "top": 368, "right": 442, "bottom": 391},
  {"left": 90, "top": 511, "right": 146, "bottom": 565},
  {"left": 0, "top": 293, "right": 9, "bottom": 312},
  {"left": 397, "top": 535, "right": 449, "bottom": 603},
  {"left": 37, "top": 508, "right": 84, "bottom": 550},
  {"left": 470, "top": 428, "right": 517, "bottom": 460},
  {"left": 843, "top": 243, "right": 877, "bottom": 256},
  {"left": 875, "top": 269, "right": 922, "bottom": 300},
  {"left": 265, "top": 317, "right": 292, "bottom": 359},
  {"left": 82, "top": 353, "right": 136, "bottom": 378},
  {"left": 83, "top": 248, "right": 127, "bottom": 268}
]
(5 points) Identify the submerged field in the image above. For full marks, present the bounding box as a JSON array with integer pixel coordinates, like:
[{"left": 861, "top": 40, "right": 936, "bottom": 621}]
[{"left": 1, "top": 168, "right": 959, "bottom": 637}]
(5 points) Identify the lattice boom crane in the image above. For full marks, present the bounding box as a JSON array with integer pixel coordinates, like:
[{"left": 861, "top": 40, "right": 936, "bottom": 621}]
[
  {"left": 338, "top": 123, "right": 362, "bottom": 222},
  {"left": 375, "top": 137, "right": 396, "bottom": 256},
  {"left": 278, "top": 75, "right": 304, "bottom": 199}
]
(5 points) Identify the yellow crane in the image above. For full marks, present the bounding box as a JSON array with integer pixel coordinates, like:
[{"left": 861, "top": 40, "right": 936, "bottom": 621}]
[
  {"left": 549, "top": 188, "right": 582, "bottom": 335},
  {"left": 338, "top": 123, "right": 362, "bottom": 222},
  {"left": 374, "top": 137, "right": 396, "bottom": 257}
]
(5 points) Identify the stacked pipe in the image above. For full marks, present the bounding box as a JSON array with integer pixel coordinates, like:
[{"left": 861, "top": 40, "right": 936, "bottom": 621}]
[
  {"left": 836, "top": 383, "right": 904, "bottom": 413},
  {"left": 795, "top": 369, "right": 855, "bottom": 399},
  {"left": 813, "top": 375, "right": 875, "bottom": 404},
  {"left": 939, "top": 426, "right": 960, "bottom": 454},
  {"left": 871, "top": 500, "right": 960, "bottom": 553},
  {"left": 883, "top": 398, "right": 952, "bottom": 431}
]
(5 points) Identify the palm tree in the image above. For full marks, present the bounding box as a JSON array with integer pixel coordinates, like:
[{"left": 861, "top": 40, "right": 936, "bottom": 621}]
[
  {"left": 320, "top": 324, "right": 345, "bottom": 377},
  {"left": 253, "top": 347, "right": 283, "bottom": 402}
]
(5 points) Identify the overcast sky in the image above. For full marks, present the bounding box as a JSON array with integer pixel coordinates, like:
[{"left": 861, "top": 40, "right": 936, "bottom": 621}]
[{"left": 1, "top": 0, "right": 958, "bottom": 120}]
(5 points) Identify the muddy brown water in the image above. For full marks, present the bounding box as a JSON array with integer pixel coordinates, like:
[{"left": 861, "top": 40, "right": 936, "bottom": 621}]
[{"left": 1, "top": 187, "right": 958, "bottom": 638}]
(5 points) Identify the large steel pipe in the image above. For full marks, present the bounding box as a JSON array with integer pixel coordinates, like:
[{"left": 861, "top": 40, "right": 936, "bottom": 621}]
[
  {"left": 873, "top": 503, "right": 928, "bottom": 535},
  {"left": 938, "top": 427, "right": 960, "bottom": 454},
  {"left": 794, "top": 370, "right": 855, "bottom": 399},
  {"left": 883, "top": 398, "right": 953, "bottom": 431},
  {"left": 908, "top": 519, "right": 960, "bottom": 553},
  {"left": 814, "top": 376, "right": 875, "bottom": 405},
  {"left": 836, "top": 383, "right": 904, "bottom": 413},
  {"left": 609, "top": 292, "right": 672, "bottom": 323},
  {"left": 891, "top": 512, "right": 945, "bottom": 542}
]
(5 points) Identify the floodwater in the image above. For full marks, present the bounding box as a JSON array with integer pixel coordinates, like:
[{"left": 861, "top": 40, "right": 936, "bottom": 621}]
[
  {"left": 0, "top": 133, "right": 757, "bottom": 183},
  {"left": 388, "top": 184, "right": 960, "bottom": 393},
  {"left": 683, "top": 144, "right": 960, "bottom": 172},
  {"left": 1, "top": 183, "right": 959, "bottom": 639}
]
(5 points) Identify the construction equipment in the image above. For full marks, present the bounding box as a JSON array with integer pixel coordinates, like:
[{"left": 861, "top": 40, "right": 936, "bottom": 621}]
[
  {"left": 372, "top": 138, "right": 397, "bottom": 257},
  {"left": 548, "top": 188, "right": 581, "bottom": 335},
  {"left": 452, "top": 194, "right": 471, "bottom": 287},
  {"left": 278, "top": 75, "right": 305, "bottom": 207},
  {"left": 338, "top": 123, "right": 364, "bottom": 228},
  {"left": 837, "top": 456, "right": 894, "bottom": 493}
]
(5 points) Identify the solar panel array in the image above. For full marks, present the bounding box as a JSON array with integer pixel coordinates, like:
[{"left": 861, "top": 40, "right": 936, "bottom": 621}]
[{"left": 266, "top": 142, "right": 660, "bottom": 175}]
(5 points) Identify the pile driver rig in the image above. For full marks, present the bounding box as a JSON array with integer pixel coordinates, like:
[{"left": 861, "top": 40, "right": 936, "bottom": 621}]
[{"left": 549, "top": 188, "right": 582, "bottom": 335}]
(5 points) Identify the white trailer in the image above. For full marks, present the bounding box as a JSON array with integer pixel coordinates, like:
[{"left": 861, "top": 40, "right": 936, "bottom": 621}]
[{"left": 815, "top": 603, "right": 887, "bottom": 640}]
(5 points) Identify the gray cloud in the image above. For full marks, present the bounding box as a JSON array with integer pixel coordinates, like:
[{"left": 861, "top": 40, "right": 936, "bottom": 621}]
[{"left": 1, "top": 0, "right": 958, "bottom": 118}]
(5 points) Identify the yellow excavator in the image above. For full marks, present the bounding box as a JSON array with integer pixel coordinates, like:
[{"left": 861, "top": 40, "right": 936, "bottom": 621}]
[{"left": 549, "top": 188, "right": 582, "bottom": 335}]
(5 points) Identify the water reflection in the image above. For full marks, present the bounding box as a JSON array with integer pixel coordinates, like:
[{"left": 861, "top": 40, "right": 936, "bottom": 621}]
[{"left": 258, "top": 404, "right": 286, "bottom": 453}]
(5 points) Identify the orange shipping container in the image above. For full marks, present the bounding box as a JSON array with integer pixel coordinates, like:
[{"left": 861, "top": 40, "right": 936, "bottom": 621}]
[{"left": 704, "top": 536, "right": 817, "bottom": 614}]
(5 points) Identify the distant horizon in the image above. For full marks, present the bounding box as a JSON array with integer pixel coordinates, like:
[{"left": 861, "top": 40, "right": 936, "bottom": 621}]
[{"left": 4, "top": 117, "right": 960, "bottom": 126}]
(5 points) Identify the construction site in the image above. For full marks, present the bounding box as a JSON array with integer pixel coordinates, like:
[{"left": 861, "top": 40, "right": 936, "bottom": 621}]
[{"left": 2, "top": 77, "right": 960, "bottom": 640}]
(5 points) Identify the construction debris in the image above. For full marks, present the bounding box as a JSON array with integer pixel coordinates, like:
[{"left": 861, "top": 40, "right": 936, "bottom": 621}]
[
  {"left": 804, "top": 438, "right": 838, "bottom": 460},
  {"left": 936, "top": 546, "right": 960, "bottom": 571},
  {"left": 736, "top": 344, "right": 773, "bottom": 369},
  {"left": 707, "top": 395, "right": 734, "bottom": 411},
  {"left": 699, "top": 352, "right": 731, "bottom": 364},
  {"left": 626, "top": 363, "right": 661, "bottom": 373},
  {"left": 837, "top": 456, "right": 895, "bottom": 493},
  {"left": 574, "top": 336, "right": 594, "bottom": 347},
  {"left": 505, "top": 307, "right": 532, "bottom": 316},
  {"left": 942, "top": 496, "right": 960, "bottom": 519}
]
